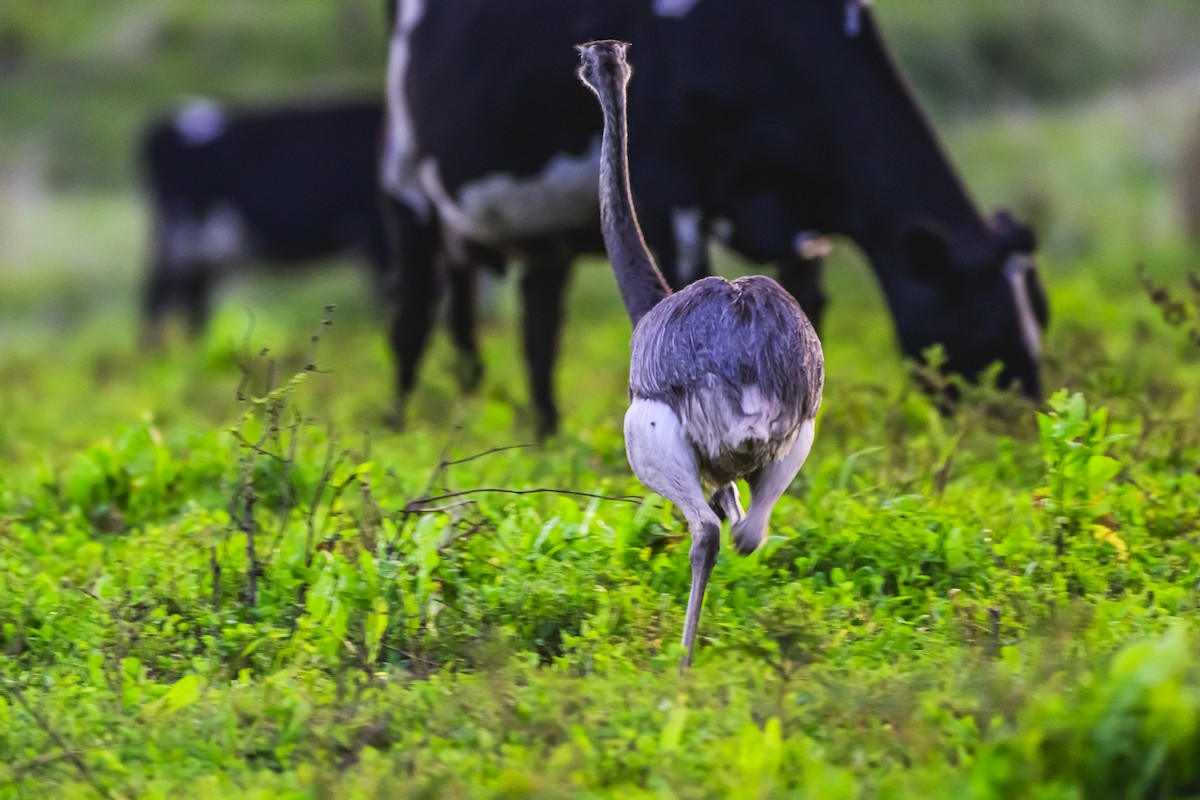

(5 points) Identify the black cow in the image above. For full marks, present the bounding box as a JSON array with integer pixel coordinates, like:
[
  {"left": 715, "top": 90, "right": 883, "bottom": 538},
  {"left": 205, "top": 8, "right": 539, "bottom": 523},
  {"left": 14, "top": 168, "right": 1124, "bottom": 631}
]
[
  {"left": 140, "top": 100, "right": 389, "bottom": 340},
  {"left": 382, "top": 0, "right": 1048, "bottom": 435}
]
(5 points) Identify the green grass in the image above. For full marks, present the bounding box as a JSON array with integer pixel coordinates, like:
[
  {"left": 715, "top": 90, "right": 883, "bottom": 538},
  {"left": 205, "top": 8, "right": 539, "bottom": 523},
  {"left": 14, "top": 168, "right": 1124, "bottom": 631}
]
[
  {"left": 0, "top": 0, "right": 387, "bottom": 188},
  {"left": 6, "top": 2, "right": 1200, "bottom": 798},
  {"left": 878, "top": 0, "right": 1200, "bottom": 113}
]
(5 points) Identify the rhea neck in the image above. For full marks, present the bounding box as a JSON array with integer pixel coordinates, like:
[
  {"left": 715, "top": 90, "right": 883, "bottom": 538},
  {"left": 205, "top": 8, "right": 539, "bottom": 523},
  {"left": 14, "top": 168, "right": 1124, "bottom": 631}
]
[{"left": 591, "top": 61, "right": 671, "bottom": 327}]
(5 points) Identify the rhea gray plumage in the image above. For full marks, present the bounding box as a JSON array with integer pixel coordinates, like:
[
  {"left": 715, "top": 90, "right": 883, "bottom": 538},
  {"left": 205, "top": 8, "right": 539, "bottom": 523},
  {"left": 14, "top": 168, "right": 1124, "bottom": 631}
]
[{"left": 577, "top": 40, "right": 825, "bottom": 667}]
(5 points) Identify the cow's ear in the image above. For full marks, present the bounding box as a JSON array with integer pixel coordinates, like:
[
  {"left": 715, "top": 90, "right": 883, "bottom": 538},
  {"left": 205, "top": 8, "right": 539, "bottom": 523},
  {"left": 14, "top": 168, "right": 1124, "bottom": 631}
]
[
  {"left": 1026, "top": 266, "right": 1051, "bottom": 329},
  {"left": 901, "top": 224, "right": 955, "bottom": 285},
  {"left": 989, "top": 207, "right": 1037, "bottom": 254}
]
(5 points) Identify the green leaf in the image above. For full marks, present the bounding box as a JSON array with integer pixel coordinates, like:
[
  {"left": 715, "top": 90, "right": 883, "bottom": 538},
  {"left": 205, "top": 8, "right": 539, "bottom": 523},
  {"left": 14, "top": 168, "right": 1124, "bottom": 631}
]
[
  {"left": 1086, "top": 455, "right": 1121, "bottom": 488},
  {"left": 660, "top": 700, "right": 688, "bottom": 753},
  {"left": 365, "top": 596, "right": 389, "bottom": 664},
  {"left": 159, "top": 674, "right": 204, "bottom": 714}
]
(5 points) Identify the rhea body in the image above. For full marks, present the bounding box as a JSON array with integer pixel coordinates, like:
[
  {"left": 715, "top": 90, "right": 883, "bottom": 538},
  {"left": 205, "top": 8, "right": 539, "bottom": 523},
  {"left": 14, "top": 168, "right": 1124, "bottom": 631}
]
[{"left": 577, "top": 41, "right": 824, "bottom": 666}]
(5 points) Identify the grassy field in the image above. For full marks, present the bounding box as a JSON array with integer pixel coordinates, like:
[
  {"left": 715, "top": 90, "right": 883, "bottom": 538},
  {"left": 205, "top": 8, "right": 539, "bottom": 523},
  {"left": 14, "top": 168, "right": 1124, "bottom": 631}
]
[{"left": 4, "top": 2, "right": 1200, "bottom": 798}]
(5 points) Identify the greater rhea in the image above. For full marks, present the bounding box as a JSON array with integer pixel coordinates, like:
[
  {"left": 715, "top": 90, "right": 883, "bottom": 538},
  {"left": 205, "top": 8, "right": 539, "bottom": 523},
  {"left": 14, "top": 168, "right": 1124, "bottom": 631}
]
[{"left": 577, "top": 41, "right": 825, "bottom": 667}]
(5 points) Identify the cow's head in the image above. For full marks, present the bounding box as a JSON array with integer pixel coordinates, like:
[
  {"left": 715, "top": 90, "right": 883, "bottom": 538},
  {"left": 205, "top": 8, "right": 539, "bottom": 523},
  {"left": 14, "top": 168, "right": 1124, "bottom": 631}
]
[
  {"left": 635, "top": 0, "right": 1050, "bottom": 397},
  {"left": 895, "top": 209, "right": 1048, "bottom": 399}
]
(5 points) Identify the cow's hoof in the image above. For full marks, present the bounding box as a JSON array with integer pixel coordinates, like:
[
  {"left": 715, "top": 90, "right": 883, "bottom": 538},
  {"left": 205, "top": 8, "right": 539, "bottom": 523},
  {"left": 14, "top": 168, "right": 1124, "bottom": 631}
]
[
  {"left": 534, "top": 414, "right": 559, "bottom": 443},
  {"left": 453, "top": 354, "right": 484, "bottom": 394},
  {"left": 382, "top": 403, "right": 408, "bottom": 432},
  {"left": 139, "top": 324, "right": 167, "bottom": 353}
]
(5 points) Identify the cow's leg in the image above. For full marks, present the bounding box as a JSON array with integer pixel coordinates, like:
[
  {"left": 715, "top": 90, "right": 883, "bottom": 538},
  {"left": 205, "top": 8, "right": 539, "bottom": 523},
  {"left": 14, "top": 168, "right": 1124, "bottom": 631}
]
[
  {"left": 520, "top": 255, "right": 572, "bottom": 439},
  {"left": 717, "top": 196, "right": 831, "bottom": 329},
  {"left": 628, "top": 159, "right": 708, "bottom": 290},
  {"left": 383, "top": 195, "right": 441, "bottom": 427},
  {"left": 638, "top": 204, "right": 712, "bottom": 290},
  {"left": 776, "top": 254, "right": 829, "bottom": 334},
  {"left": 182, "top": 264, "right": 217, "bottom": 338},
  {"left": 141, "top": 257, "right": 177, "bottom": 350},
  {"left": 446, "top": 263, "right": 483, "bottom": 393},
  {"left": 637, "top": 205, "right": 682, "bottom": 289},
  {"left": 364, "top": 219, "right": 395, "bottom": 309}
]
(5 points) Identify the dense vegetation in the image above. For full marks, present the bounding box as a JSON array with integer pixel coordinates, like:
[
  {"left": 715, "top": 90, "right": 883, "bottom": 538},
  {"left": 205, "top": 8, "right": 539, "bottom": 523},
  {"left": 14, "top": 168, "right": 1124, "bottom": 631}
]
[{"left": 3, "top": 1, "right": 1200, "bottom": 797}]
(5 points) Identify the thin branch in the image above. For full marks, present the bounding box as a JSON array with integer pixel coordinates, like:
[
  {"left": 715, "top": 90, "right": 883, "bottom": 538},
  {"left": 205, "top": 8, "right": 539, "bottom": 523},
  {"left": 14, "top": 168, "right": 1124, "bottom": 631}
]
[
  {"left": 307, "top": 440, "right": 346, "bottom": 559},
  {"left": 228, "top": 430, "right": 293, "bottom": 463},
  {"left": 387, "top": 427, "right": 462, "bottom": 557},
  {"left": 313, "top": 470, "right": 363, "bottom": 543},
  {"left": 406, "top": 500, "right": 478, "bottom": 515},
  {"left": 261, "top": 409, "right": 304, "bottom": 566},
  {"left": 391, "top": 438, "right": 540, "bottom": 538},
  {"left": 404, "top": 487, "right": 643, "bottom": 512},
  {"left": 210, "top": 545, "right": 221, "bottom": 611},
  {"left": 232, "top": 317, "right": 263, "bottom": 401},
  {"left": 436, "top": 517, "right": 490, "bottom": 555},
  {"left": 381, "top": 643, "right": 441, "bottom": 669},
  {"left": 304, "top": 305, "right": 337, "bottom": 372},
  {"left": 424, "top": 426, "right": 463, "bottom": 496},
  {"left": 7, "top": 749, "right": 77, "bottom": 779},
  {"left": 75, "top": 585, "right": 107, "bottom": 604},
  {"left": 2, "top": 683, "right": 114, "bottom": 799},
  {"left": 243, "top": 485, "right": 258, "bottom": 609},
  {"left": 443, "top": 443, "right": 533, "bottom": 467},
  {"left": 5, "top": 746, "right": 120, "bottom": 780}
]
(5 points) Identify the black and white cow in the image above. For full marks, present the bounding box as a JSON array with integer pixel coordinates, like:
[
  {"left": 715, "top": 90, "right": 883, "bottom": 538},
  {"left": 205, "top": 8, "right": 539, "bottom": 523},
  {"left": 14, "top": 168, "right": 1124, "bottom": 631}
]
[
  {"left": 382, "top": 0, "right": 1049, "bottom": 435},
  {"left": 140, "top": 99, "right": 389, "bottom": 340}
]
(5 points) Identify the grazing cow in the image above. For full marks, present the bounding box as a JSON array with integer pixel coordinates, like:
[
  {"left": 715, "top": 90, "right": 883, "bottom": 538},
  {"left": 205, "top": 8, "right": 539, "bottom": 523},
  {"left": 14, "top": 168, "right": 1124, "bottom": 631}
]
[
  {"left": 382, "top": 0, "right": 1049, "bottom": 435},
  {"left": 140, "top": 99, "right": 389, "bottom": 340}
]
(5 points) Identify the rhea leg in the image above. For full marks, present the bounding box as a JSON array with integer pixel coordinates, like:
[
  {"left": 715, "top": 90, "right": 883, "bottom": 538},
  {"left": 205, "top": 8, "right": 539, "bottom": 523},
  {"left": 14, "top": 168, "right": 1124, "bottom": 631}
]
[
  {"left": 625, "top": 398, "right": 722, "bottom": 667},
  {"left": 681, "top": 520, "right": 719, "bottom": 668},
  {"left": 709, "top": 483, "right": 745, "bottom": 525},
  {"left": 731, "top": 418, "right": 816, "bottom": 555}
]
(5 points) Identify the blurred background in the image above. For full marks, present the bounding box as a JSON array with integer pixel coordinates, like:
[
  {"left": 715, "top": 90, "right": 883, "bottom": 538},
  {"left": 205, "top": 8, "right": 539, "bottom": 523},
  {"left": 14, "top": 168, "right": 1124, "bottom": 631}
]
[{"left": 1, "top": 0, "right": 1199, "bottom": 434}]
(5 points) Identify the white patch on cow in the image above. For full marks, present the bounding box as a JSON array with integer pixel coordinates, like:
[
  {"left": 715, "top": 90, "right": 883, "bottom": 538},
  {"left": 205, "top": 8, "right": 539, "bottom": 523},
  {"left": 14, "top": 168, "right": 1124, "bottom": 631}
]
[
  {"left": 200, "top": 205, "right": 247, "bottom": 263},
  {"left": 671, "top": 207, "right": 704, "bottom": 283},
  {"left": 380, "top": 0, "right": 431, "bottom": 219},
  {"left": 1004, "top": 252, "right": 1042, "bottom": 362},
  {"left": 844, "top": 0, "right": 871, "bottom": 38},
  {"left": 175, "top": 100, "right": 227, "bottom": 146},
  {"left": 793, "top": 231, "right": 833, "bottom": 260},
  {"left": 418, "top": 138, "right": 601, "bottom": 245},
  {"left": 163, "top": 202, "right": 249, "bottom": 267},
  {"left": 652, "top": 0, "right": 705, "bottom": 18},
  {"left": 711, "top": 217, "right": 736, "bottom": 245}
]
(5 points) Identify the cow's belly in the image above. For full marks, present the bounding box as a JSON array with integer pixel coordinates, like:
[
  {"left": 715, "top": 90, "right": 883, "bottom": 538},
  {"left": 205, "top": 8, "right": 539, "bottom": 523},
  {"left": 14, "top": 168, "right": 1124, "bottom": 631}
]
[
  {"left": 162, "top": 203, "right": 251, "bottom": 267},
  {"left": 417, "top": 139, "right": 601, "bottom": 246}
]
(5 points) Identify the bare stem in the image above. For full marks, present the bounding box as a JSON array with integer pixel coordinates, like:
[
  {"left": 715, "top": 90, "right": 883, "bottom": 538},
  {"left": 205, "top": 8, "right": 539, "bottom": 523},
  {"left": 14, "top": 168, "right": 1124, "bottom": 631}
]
[
  {"left": 404, "top": 487, "right": 642, "bottom": 512},
  {"left": 2, "top": 683, "right": 116, "bottom": 799}
]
